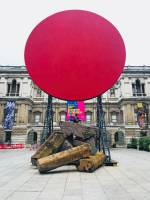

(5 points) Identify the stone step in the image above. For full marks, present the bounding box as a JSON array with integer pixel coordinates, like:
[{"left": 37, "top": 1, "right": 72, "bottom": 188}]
[{"left": 11, "top": 134, "right": 26, "bottom": 144}]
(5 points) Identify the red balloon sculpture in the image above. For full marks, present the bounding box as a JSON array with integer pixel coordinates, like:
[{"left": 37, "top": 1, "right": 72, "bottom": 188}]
[{"left": 24, "top": 10, "right": 126, "bottom": 101}]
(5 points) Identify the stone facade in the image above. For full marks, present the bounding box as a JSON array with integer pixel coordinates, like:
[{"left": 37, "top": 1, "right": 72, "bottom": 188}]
[{"left": 0, "top": 65, "right": 150, "bottom": 145}]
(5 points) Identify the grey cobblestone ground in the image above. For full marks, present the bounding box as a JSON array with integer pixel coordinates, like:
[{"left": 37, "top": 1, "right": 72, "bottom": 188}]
[{"left": 0, "top": 148, "right": 150, "bottom": 200}]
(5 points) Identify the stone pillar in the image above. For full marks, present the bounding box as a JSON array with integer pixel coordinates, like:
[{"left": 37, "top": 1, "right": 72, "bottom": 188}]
[
  {"left": 0, "top": 104, "right": 4, "bottom": 123},
  {"left": 0, "top": 77, "right": 7, "bottom": 96},
  {"left": 21, "top": 78, "right": 31, "bottom": 97},
  {"left": 124, "top": 104, "right": 134, "bottom": 125},
  {"left": 93, "top": 104, "right": 96, "bottom": 124},
  {"left": 55, "top": 105, "right": 59, "bottom": 123},
  {"left": 16, "top": 104, "right": 20, "bottom": 124},
  {"left": 144, "top": 79, "right": 150, "bottom": 96},
  {"left": 24, "top": 104, "right": 29, "bottom": 124},
  {"left": 17, "top": 104, "right": 28, "bottom": 124}
]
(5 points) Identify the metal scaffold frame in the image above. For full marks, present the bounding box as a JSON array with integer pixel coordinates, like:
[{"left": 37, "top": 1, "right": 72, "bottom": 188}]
[
  {"left": 40, "top": 95, "right": 116, "bottom": 165},
  {"left": 40, "top": 95, "right": 53, "bottom": 144},
  {"left": 97, "top": 95, "right": 111, "bottom": 164}
]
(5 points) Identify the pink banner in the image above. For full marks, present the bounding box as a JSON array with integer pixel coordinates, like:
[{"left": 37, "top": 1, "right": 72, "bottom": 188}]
[
  {"left": 0, "top": 144, "right": 24, "bottom": 149},
  {"left": 77, "top": 101, "right": 85, "bottom": 121},
  {"left": 66, "top": 101, "right": 85, "bottom": 121}
]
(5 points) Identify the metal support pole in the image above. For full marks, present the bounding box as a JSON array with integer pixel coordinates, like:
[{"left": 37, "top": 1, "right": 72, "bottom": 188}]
[
  {"left": 97, "top": 95, "right": 111, "bottom": 164},
  {"left": 40, "top": 95, "right": 53, "bottom": 144}
]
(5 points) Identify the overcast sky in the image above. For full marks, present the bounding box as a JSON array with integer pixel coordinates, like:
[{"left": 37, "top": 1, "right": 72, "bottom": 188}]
[{"left": 0, "top": 0, "right": 149, "bottom": 66}]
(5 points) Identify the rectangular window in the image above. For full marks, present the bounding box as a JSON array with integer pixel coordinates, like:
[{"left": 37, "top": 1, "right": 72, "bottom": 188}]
[
  {"left": 110, "top": 88, "right": 115, "bottom": 97},
  {"left": 16, "top": 84, "right": 20, "bottom": 96},
  {"left": 86, "top": 113, "right": 91, "bottom": 123},
  {"left": 132, "top": 84, "right": 136, "bottom": 96},
  {"left": 142, "top": 84, "right": 146, "bottom": 96},
  {"left": 132, "top": 80, "right": 146, "bottom": 97},
  {"left": 60, "top": 114, "right": 66, "bottom": 122},
  {"left": 35, "top": 115, "right": 40, "bottom": 123},
  {"left": 7, "top": 84, "right": 11, "bottom": 96},
  {"left": 111, "top": 113, "right": 117, "bottom": 123}
]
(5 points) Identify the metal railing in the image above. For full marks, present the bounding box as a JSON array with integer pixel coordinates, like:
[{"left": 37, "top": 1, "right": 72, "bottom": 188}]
[
  {"left": 133, "top": 93, "right": 146, "bottom": 97},
  {"left": 6, "top": 93, "right": 19, "bottom": 96}
]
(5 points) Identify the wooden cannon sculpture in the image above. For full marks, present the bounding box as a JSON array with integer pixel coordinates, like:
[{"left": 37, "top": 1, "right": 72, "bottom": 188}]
[{"left": 31, "top": 122, "right": 105, "bottom": 173}]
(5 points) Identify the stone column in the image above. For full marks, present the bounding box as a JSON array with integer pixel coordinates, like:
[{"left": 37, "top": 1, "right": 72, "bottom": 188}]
[
  {"left": 17, "top": 104, "right": 28, "bottom": 124},
  {"left": 93, "top": 104, "right": 96, "bottom": 124},
  {"left": 0, "top": 104, "right": 4, "bottom": 123},
  {"left": 124, "top": 104, "right": 134, "bottom": 125},
  {"left": 55, "top": 105, "right": 59, "bottom": 123}
]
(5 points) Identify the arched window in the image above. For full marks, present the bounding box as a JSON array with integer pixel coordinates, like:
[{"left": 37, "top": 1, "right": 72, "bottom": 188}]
[
  {"left": 114, "top": 132, "right": 119, "bottom": 142},
  {"left": 7, "top": 79, "right": 20, "bottom": 96},
  {"left": 110, "top": 87, "right": 115, "bottom": 97},
  {"left": 36, "top": 88, "right": 42, "bottom": 97},
  {"left": 114, "top": 131, "right": 124, "bottom": 145},
  {"left": 59, "top": 111, "right": 66, "bottom": 122},
  {"left": 27, "top": 130, "right": 37, "bottom": 144},
  {"left": 86, "top": 111, "right": 92, "bottom": 123}
]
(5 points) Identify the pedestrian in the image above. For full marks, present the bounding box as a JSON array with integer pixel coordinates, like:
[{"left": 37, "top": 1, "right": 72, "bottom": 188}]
[{"left": 73, "top": 113, "right": 80, "bottom": 123}]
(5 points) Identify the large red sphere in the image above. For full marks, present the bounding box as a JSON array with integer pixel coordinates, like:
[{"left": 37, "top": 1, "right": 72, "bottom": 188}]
[{"left": 24, "top": 10, "right": 126, "bottom": 100}]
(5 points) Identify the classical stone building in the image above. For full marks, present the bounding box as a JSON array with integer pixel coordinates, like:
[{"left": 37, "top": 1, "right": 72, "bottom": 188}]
[{"left": 0, "top": 65, "right": 150, "bottom": 145}]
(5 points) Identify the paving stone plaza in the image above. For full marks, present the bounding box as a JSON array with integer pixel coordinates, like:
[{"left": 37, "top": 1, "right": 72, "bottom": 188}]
[{"left": 0, "top": 148, "right": 150, "bottom": 200}]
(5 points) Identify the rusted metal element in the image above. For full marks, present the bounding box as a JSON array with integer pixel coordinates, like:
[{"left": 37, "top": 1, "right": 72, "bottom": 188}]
[
  {"left": 76, "top": 151, "right": 105, "bottom": 172},
  {"left": 37, "top": 143, "right": 92, "bottom": 173},
  {"left": 31, "top": 131, "right": 65, "bottom": 166},
  {"left": 59, "top": 121, "right": 97, "bottom": 140},
  {"left": 60, "top": 121, "right": 98, "bottom": 154}
]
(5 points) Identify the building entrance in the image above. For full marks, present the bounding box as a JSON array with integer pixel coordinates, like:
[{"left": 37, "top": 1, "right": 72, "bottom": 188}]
[
  {"left": 27, "top": 130, "right": 37, "bottom": 144},
  {"left": 5, "top": 131, "right": 12, "bottom": 144},
  {"left": 114, "top": 131, "right": 124, "bottom": 146}
]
